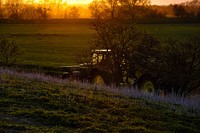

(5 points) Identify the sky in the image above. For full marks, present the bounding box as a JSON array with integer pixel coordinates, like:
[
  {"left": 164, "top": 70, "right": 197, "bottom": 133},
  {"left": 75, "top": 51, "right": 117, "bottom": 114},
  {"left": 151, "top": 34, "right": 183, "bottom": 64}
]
[
  {"left": 151, "top": 0, "right": 190, "bottom": 5},
  {"left": 64, "top": 0, "right": 191, "bottom": 5},
  {"left": 63, "top": 0, "right": 93, "bottom": 4},
  {"left": 32, "top": 0, "right": 192, "bottom": 5}
]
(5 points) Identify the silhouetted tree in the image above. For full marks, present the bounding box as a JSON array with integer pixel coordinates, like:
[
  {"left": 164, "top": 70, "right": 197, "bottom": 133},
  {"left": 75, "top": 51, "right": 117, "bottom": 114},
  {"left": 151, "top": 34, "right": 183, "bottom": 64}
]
[
  {"left": 90, "top": 20, "right": 141, "bottom": 84},
  {"left": 184, "top": 0, "right": 200, "bottom": 17},
  {"left": 89, "top": 0, "right": 120, "bottom": 19},
  {"left": 144, "top": 8, "right": 166, "bottom": 18},
  {"left": 5, "top": 0, "right": 24, "bottom": 19},
  {"left": 173, "top": 4, "right": 186, "bottom": 18},
  {"left": 88, "top": 0, "right": 160, "bottom": 85},
  {"left": 140, "top": 37, "right": 200, "bottom": 93},
  {"left": 36, "top": 6, "right": 50, "bottom": 19},
  {"left": 119, "top": 0, "right": 150, "bottom": 19},
  {"left": 89, "top": 0, "right": 150, "bottom": 20},
  {"left": 0, "top": 35, "right": 23, "bottom": 66},
  {"left": 68, "top": 6, "right": 80, "bottom": 19},
  {"left": 21, "top": 5, "right": 36, "bottom": 19},
  {"left": 0, "top": 0, "right": 3, "bottom": 18}
]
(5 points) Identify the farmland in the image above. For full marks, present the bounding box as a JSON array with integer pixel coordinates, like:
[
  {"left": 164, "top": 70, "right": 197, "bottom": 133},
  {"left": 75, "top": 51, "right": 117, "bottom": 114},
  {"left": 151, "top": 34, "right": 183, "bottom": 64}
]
[
  {"left": 0, "top": 22, "right": 200, "bottom": 67},
  {"left": 1, "top": 22, "right": 200, "bottom": 132}
]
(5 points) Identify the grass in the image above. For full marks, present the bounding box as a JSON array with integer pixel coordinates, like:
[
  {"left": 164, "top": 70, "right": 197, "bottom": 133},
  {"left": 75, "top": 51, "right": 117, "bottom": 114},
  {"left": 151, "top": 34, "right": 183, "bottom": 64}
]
[
  {"left": 0, "top": 23, "right": 200, "bottom": 66},
  {"left": 0, "top": 67, "right": 200, "bottom": 132},
  {"left": 0, "top": 23, "right": 94, "bottom": 66},
  {"left": 136, "top": 24, "right": 200, "bottom": 40}
]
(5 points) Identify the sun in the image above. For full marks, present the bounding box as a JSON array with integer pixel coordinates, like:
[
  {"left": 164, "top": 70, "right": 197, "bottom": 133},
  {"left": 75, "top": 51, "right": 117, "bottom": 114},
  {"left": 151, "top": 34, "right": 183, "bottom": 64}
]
[
  {"left": 32, "top": 0, "right": 93, "bottom": 4},
  {"left": 62, "top": 0, "right": 93, "bottom": 4}
]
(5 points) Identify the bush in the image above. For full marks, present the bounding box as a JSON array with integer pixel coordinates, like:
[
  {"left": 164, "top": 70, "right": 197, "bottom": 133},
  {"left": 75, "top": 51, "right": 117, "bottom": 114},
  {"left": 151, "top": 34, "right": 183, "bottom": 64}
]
[
  {"left": 153, "top": 38, "right": 200, "bottom": 93},
  {"left": 0, "top": 35, "right": 23, "bottom": 66},
  {"left": 160, "top": 38, "right": 200, "bottom": 92},
  {"left": 129, "top": 35, "right": 200, "bottom": 93}
]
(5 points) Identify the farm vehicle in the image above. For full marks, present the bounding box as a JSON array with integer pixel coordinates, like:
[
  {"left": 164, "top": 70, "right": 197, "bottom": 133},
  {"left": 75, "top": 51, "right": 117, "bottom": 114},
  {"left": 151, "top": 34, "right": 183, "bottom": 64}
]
[
  {"left": 60, "top": 49, "right": 159, "bottom": 93},
  {"left": 60, "top": 49, "right": 200, "bottom": 94}
]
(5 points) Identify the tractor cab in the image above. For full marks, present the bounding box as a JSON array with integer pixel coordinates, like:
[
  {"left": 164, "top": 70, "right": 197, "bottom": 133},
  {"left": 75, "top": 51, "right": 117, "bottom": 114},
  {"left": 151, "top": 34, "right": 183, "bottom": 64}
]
[{"left": 91, "top": 49, "right": 111, "bottom": 65}]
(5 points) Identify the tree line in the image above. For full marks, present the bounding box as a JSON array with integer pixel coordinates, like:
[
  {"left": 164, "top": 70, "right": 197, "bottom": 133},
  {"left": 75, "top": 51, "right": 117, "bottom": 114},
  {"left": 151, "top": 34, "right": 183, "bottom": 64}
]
[
  {"left": 0, "top": 0, "right": 81, "bottom": 19},
  {"left": 0, "top": 0, "right": 199, "bottom": 20},
  {"left": 172, "top": 0, "right": 200, "bottom": 18},
  {"left": 0, "top": 0, "right": 50, "bottom": 19}
]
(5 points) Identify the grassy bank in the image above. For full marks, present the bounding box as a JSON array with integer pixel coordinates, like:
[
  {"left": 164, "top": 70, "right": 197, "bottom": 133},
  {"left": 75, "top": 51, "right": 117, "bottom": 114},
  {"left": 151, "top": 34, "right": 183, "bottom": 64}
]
[{"left": 0, "top": 68, "right": 200, "bottom": 132}]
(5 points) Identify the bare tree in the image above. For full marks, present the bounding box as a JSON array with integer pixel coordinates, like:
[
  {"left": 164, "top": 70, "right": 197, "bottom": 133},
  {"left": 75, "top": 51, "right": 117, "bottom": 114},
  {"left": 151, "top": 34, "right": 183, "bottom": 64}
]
[
  {"left": 173, "top": 4, "right": 186, "bottom": 18},
  {"left": 88, "top": 0, "right": 154, "bottom": 85},
  {"left": 88, "top": 0, "right": 128, "bottom": 19},
  {"left": 89, "top": 0, "right": 150, "bottom": 20},
  {"left": 90, "top": 20, "right": 142, "bottom": 84},
  {"left": 68, "top": 6, "right": 80, "bottom": 19},
  {"left": 119, "top": 0, "right": 150, "bottom": 19},
  {"left": 89, "top": 0, "right": 122, "bottom": 19},
  {"left": 36, "top": 6, "right": 49, "bottom": 19},
  {"left": 184, "top": 0, "right": 200, "bottom": 17},
  {"left": 21, "top": 5, "right": 37, "bottom": 19},
  {"left": 5, "top": 0, "right": 24, "bottom": 19},
  {"left": 0, "top": 0, "right": 3, "bottom": 18}
]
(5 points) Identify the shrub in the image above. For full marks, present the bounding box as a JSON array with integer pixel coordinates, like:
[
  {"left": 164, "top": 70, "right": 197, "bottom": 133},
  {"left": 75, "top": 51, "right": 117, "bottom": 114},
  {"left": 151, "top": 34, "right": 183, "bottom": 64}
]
[
  {"left": 129, "top": 36, "right": 200, "bottom": 93},
  {"left": 156, "top": 38, "right": 200, "bottom": 93},
  {"left": 0, "top": 35, "right": 23, "bottom": 66}
]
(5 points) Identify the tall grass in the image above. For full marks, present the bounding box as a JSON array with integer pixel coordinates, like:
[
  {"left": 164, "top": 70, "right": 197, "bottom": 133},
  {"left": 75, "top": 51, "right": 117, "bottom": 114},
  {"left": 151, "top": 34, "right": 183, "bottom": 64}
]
[
  {"left": 101, "top": 85, "right": 200, "bottom": 113},
  {"left": 1, "top": 67, "right": 199, "bottom": 114}
]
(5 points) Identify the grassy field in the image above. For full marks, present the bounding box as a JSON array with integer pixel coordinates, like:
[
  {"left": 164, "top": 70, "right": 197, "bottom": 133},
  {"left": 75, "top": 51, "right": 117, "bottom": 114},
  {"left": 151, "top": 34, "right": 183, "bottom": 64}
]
[
  {"left": 0, "top": 68, "right": 200, "bottom": 132},
  {"left": 136, "top": 24, "right": 200, "bottom": 40},
  {"left": 0, "top": 23, "right": 200, "bottom": 66}
]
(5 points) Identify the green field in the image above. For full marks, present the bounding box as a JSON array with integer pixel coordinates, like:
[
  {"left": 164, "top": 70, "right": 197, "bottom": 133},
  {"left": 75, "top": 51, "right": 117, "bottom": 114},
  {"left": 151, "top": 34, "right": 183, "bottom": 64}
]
[
  {"left": 0, "top": 23, "right": 200, "bottom": 67},
  {"left": 137, "top": 24, "right": 200, "bottom": 40}
]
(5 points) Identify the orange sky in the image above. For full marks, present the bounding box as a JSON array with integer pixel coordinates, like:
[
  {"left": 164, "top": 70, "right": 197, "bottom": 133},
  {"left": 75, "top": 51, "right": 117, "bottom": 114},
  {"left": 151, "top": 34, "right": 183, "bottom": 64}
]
[
  {"left": 65, "top": 0, "right": 191, "bottom": 5},
  {"left": 32, "top": 0, "right": 191, "bottom": 5},
  {"left": 151, "top": 0, "right": 191, "bottom": 5},
  {"left": 64, "top": 0, "right": 93, "bottom": 4}
]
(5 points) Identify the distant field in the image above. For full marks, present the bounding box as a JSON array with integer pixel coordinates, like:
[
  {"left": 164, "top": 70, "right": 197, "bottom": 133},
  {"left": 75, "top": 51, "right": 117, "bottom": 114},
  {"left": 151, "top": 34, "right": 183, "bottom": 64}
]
[
  {"left": 137, "top": 24, "right": 200, "bottom": 40},
  {"left": 0, "top": 23, "right": 200, "bottom": 66},
  {"left": 0, "top": 24, "right": 94, "bottom": 66}
]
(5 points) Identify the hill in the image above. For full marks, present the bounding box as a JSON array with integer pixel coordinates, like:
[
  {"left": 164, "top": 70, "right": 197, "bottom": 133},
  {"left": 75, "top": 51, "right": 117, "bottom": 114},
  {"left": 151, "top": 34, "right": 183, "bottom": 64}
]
[{"left": 0, "top": 68, "right": 200, "bottom": 132}]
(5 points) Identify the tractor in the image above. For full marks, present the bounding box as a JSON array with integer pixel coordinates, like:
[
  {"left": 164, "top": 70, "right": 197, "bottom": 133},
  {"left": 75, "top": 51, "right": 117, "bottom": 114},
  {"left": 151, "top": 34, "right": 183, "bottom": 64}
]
[{"left": 60, "top": 49, "right": 157, "bottom": 93}]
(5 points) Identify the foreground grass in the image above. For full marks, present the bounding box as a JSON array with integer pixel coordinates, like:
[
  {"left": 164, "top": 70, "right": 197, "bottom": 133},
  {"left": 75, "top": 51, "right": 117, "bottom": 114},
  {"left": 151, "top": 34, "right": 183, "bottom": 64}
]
[{"left": 0, "top": 68, "right": 200, "bottom": 132}]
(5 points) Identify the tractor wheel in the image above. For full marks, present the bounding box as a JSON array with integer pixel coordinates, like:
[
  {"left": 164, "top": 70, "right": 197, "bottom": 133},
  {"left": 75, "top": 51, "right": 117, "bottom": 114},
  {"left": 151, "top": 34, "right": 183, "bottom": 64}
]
[
  {"left": 138, "top": 76, "right": 156, "bottom": 94},
  {"left": 92, "top": 74, "right": 105, "bottom": 85}
]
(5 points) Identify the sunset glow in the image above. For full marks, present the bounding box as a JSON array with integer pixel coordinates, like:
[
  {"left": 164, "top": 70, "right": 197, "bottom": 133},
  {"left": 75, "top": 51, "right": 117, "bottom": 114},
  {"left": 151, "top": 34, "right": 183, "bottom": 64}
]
[
  {"left": 149, "top": 0, "right": 190, "bottom": 5},
  {"left": 63, "top": 0, "right": 93, "bottom": 4},
  {"left": 31, "top": 0, "right": 192, "bottom": 5},
  {"left": 32, "top": 0, "right": 93, "bottom": 4},
  {"left": 63, "top": 0, "right": 191, "bottom": 5}
]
